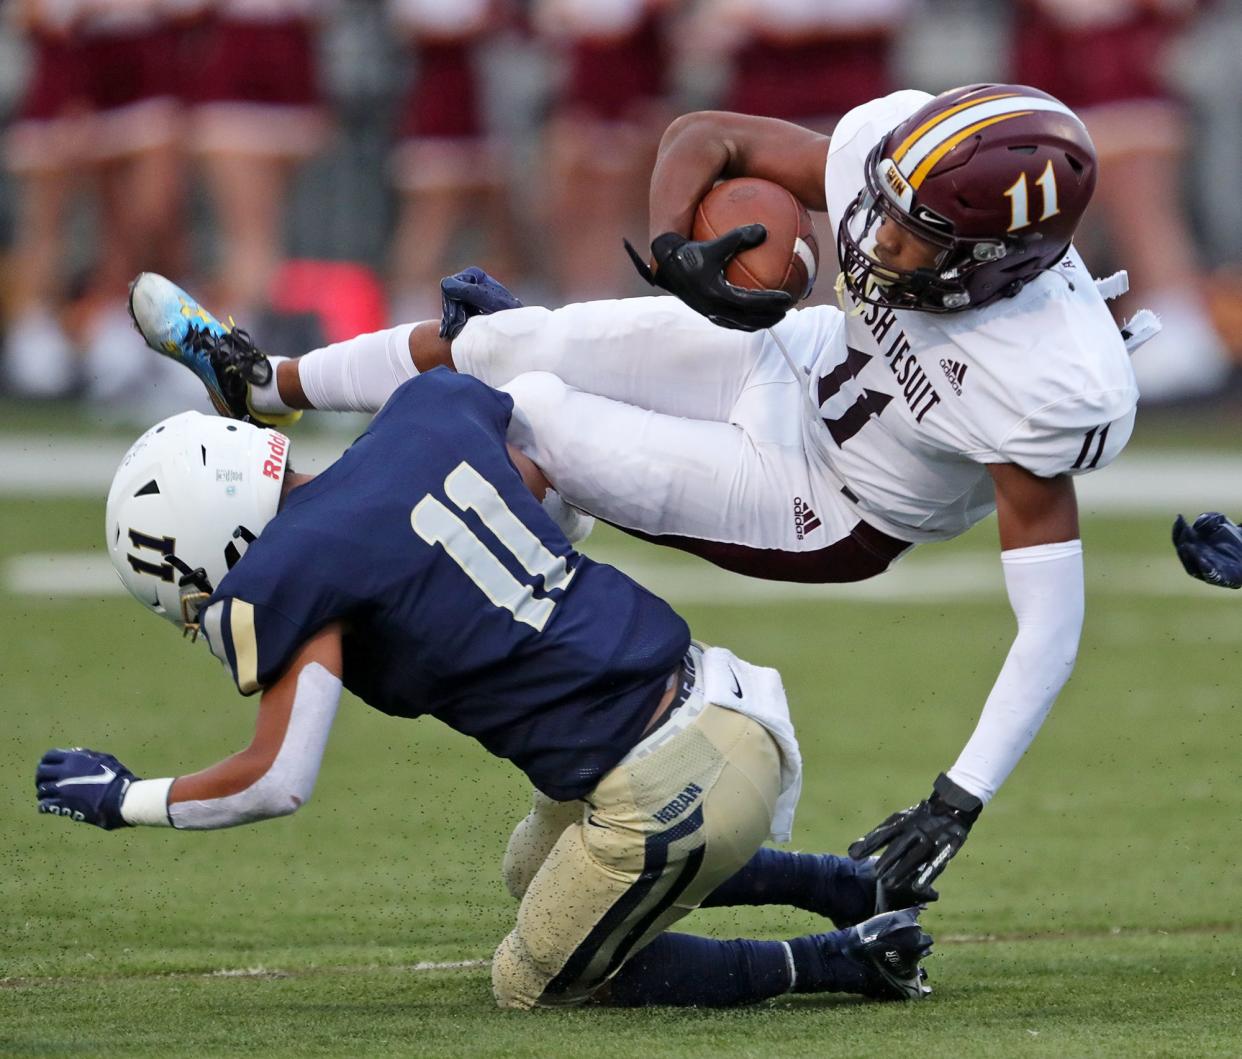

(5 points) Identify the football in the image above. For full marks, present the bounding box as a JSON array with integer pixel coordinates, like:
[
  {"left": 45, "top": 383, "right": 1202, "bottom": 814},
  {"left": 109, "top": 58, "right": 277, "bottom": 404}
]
[{"left": 692, "top": 177, "right": 820, "bottom": 301}]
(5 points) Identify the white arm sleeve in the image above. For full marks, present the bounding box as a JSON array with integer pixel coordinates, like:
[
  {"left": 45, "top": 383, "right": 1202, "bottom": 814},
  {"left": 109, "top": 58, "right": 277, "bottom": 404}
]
[
  {"left": 121, "top": 662, "right": 343, "bottom": 830},
  {"left": 946, "top": 540, "right": 1084, "bottom": 803},
  {"left": 293, "top": 323, "right": 419, "bottom": 414}
]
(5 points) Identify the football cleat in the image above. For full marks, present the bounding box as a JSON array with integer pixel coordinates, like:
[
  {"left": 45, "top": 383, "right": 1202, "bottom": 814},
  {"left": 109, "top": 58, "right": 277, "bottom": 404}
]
[
  {"left": 849, "top": 907, "right": 933, "bottom": 1000},
  {"left": 128, "top": 273, "right": 298, "bottom": 427}
]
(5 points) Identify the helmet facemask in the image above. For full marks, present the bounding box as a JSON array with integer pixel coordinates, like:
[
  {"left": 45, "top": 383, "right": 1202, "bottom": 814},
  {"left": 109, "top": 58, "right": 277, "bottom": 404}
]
[
  {"left": 837, "top": 143, "right": 1023, "bottom": 314},
  {"left": 836, "top": 85, "right": 1096, "bottom": 315}
]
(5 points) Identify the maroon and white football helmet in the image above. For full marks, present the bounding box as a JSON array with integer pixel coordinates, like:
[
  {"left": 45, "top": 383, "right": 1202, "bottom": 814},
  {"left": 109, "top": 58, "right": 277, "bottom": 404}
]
[{"left": 837, "top": 83, "right": 1098, "bottom": 313}]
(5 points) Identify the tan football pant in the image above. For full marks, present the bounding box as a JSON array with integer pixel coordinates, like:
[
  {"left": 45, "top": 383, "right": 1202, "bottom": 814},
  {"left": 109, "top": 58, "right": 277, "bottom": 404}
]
[{"left": 491, "top": 702, "right": 782, "bottom": 1009}]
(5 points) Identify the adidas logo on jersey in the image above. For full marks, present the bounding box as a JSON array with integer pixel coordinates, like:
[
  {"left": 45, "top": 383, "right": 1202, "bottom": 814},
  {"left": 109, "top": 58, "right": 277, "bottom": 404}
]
[
  {"left": 793, "top": 497, "right": 821, "bottom": 540},
  {"left": 939, "top": 358, "right": 968, "bottom": 396}
]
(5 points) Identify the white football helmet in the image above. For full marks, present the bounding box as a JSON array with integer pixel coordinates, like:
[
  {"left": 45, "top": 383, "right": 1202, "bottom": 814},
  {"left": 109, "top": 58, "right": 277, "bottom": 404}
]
[{"left": 105, "top": 411, "right": 291, "bottom": 631}]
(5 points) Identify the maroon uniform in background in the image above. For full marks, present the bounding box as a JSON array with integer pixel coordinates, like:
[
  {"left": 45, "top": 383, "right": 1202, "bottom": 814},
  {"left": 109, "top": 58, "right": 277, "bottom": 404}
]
[
  {"left": 389, "top": 0, "right": 498, "bottom": 192},
  {"left": 1013, "top": 0, "right": 1197, "bottom": 154},
  {"left": 688, "top": 0, "right": 912, "bottom": 130},
  {"left": 387, "top": 0, "right": 521, "bottom": 321},
  {"left": 190, "top": 0, "right": 328, "bottom": 158},
  {"left": 75, "top": 0, "right": 183, "bottom": 161},
  {"left": 1010, "top": 0, "right": 1229, "bottom": 401},
  {"left": 2, "top": 0, "right": 85, "bottom": 397},
  {"left": 557, "top": 4, "right": 668, "bottom": 124},
  {"left": 535, "top": 0, "right": 676, "bottom": 302}
]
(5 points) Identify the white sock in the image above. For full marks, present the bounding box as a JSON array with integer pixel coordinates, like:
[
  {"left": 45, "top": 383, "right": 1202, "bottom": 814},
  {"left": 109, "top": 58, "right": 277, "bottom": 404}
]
[
  {"left": 248, "top": 355, "right": 297, "bottom": 415},
  {"left": 295, "top": 323, "right": 420, "bottom": 413}
]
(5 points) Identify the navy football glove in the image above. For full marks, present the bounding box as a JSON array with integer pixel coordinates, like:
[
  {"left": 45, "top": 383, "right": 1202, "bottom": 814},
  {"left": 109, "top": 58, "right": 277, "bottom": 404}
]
[
  {"left": 1172, "top": 512, "right": 1242, "bottom": 589},
  {"left": 36, "top": 748, "right": 136, "bottom": 830},
  {"left": 848, "top": 773, "right": 983, "bottom": 904},
  {"left": 439, "top": 266, "right": 523, "bottom": 340},
  {"left": 624, "top": 226, "right": 793, "bottom": 331}
]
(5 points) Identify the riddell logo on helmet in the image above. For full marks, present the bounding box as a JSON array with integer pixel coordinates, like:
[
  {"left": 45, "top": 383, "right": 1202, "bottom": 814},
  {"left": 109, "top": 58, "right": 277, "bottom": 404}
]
[{"left": 262, "top": 433, "right": 289, "bottom": 480}]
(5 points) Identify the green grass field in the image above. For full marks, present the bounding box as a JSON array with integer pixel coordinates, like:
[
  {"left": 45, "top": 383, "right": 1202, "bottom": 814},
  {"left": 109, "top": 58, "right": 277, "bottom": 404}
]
[{"left": 2, "top": 409, "right": 1241, "bottom": 1057}]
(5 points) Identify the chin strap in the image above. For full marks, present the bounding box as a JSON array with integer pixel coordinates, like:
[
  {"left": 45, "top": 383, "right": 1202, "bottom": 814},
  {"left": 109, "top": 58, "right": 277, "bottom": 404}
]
[
  {"left": 164, "top": 525, "right": 257, "bottom": 640},
  {"left": 163, "top": 554, "right": 215, "bottom": 641}
]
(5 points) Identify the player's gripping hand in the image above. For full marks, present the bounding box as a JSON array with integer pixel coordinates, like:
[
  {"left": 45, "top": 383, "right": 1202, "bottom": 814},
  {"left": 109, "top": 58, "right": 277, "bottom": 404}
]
[
  {"left": 439, "top": 267, "right": 524, "bottom": 340},
  {"left": 1172, "top": 512, "right": 1242, "bottom": 589},
  {"left": 36, "top": 748, "right": 137, "bottom": 830},
  {"left": 848, "top": 773, "right": 983, "bottom": 903},
  {"left": 624, "top": 226, "right": 793, "bottom": 332}
]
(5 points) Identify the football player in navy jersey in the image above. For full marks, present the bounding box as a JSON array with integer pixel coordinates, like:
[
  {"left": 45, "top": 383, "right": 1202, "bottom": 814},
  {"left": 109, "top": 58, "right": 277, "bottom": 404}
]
[{"left": 37, "top": 369, "right": 934, "bottom": 1009}]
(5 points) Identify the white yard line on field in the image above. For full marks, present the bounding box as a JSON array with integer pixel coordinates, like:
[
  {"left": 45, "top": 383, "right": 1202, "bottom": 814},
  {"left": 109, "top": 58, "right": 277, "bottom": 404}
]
[
  {"left": 1, "top": 435, "right": 1240, "bottom": 513},
  {"left": 5, "top": 549, "right": 1233, "bottom": 604}
]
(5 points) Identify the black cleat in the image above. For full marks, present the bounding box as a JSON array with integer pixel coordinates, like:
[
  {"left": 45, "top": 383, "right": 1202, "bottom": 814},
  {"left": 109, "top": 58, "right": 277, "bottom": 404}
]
[{"left": 849, "top": 908, "right": 933, "bottom": 1000}]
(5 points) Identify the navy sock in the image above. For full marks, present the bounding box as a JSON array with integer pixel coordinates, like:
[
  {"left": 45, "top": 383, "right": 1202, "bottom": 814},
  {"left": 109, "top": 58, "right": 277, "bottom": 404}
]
[
  {"left": 701, "top": 848, "right": 875, "bottom": 927},
  {"left": 604, "top": 932, "right": 793, "bottom": 1007},
  {"left": 786, "top": 928, "right": 872, "bottom": 995}
]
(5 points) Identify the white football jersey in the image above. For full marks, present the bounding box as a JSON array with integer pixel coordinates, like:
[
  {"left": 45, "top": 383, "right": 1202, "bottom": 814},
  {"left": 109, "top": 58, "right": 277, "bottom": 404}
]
[{"left": 801, "top": 90, "right": 1139, "bottom": 543}]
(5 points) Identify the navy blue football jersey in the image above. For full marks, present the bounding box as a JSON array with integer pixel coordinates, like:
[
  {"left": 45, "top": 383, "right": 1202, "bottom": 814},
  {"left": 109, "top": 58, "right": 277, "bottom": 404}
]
[{"left": 201, "top": 369, "right": 690, "bottom": 800}]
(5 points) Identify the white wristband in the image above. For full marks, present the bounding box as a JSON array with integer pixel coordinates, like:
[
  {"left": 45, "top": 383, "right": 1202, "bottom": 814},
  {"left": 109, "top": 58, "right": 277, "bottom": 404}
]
[{"left": 121, "top": 777, "right": 175, "bottom": 827}]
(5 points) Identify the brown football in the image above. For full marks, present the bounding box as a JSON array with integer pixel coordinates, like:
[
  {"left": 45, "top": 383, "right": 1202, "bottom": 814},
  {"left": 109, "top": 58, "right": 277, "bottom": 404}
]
[{"left": 692, "top": 177, "right": 820, "bottom": 300}]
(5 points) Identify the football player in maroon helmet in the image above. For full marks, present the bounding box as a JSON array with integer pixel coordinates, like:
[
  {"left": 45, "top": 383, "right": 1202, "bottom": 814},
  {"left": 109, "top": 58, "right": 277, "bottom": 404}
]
[{"left": 835, "top": 85, "right": 1098, "bottom": 313}]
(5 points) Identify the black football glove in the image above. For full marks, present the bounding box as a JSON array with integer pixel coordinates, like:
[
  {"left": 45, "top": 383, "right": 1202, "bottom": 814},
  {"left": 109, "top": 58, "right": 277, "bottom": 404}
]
[
  {"left": 1172, "top": 512, "right": 1242, "bottom": 589},
  {"left": 848, "top": 773, "right": 983, "bottom": 904},
  {"left": 439, "top": 266, "right": 524, "bottom": 341},
  {"left": 624, "top": 225, "right": 793, "bottom": 331},
  {"left": 36, "top": 747, "right": 136, "bottom": 830}
]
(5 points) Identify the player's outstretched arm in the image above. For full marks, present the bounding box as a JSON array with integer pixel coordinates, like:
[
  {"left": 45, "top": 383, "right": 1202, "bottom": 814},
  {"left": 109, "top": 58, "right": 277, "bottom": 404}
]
[
  {"left": 36, "top": 625, "right": 344, "bottom": 831},
  {"left": 850, "top": 466, "right": 1083, "bottom": 901}
]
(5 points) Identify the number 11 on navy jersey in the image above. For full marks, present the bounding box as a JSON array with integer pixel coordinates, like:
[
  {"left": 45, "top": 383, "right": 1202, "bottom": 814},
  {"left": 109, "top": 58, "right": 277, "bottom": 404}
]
[{"left": 412, "top": 461, "right": 576, "bottom": 631}]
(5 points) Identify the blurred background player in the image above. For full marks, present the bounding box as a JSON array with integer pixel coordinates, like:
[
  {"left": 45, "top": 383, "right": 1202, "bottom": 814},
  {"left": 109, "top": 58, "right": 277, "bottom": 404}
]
[
  {"left": 4, "top": 0, "right": 1242, "bottom": 412},
  {"left": 386, "top": 0, "right": 523, "bottom": 324},
  {"left": 188, "top": 0, "right": 332, "bottom": 324},
  {"left": 1, "top": 0, "right": 81, "bottom": 398},
  {"left": 535, "top": 0, "right": 675, "bottom": 302},
  {"left": 74, "top": 0, "right": 194, "bottom": 412},
  {"left": 1012, "top": 0, "right": 1230, "bottom": 401}
]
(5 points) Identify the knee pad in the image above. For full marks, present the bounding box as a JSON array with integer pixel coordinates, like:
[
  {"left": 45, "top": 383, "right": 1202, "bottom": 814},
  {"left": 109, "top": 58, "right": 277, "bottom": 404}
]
[
  {"left": 500, "top": 828, "right": 536, "bottom": 902},
  {"left": 501, "top": 791, "right": 582, "bottom": 901}
]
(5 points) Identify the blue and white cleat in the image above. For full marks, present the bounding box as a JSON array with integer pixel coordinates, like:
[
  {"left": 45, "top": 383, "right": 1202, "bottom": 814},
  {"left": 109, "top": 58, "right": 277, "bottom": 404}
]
[
  {"left": 127, "top": 273, "right": 295, "bottom": 426},
  {"left": 849, "top": 907, "right": 933, "bottom": 1000}
]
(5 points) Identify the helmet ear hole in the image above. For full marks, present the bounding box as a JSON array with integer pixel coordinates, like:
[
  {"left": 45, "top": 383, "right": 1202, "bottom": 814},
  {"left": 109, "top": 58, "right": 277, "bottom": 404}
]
[{"left": 134, "top": 479, "right": 160, "bottom": 497}]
